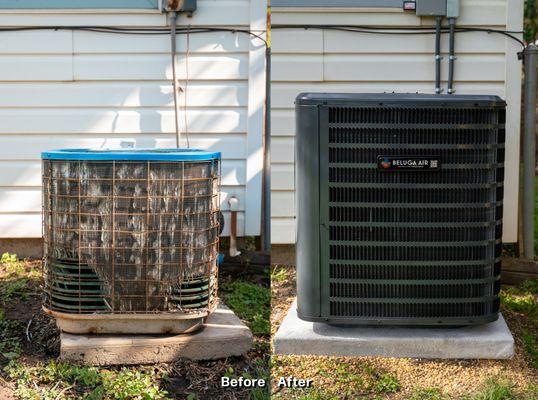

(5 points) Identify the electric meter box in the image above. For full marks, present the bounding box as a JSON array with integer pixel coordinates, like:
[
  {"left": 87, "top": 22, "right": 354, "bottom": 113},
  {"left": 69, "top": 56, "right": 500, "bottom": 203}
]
[{"left": 415, "top": 0, "right": 447, "bottom": 16}]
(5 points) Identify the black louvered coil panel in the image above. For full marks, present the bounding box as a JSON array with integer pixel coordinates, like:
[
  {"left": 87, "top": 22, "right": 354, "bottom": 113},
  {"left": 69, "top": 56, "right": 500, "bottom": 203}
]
[{"left": 324, "top": 99, "right": 505, "bottom": 323}]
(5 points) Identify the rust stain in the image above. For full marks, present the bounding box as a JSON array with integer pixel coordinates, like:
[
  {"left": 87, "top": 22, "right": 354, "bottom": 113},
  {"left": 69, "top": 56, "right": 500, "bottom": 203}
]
[{"left": 168, "top": 0, "right": 180, "bottom": 10}]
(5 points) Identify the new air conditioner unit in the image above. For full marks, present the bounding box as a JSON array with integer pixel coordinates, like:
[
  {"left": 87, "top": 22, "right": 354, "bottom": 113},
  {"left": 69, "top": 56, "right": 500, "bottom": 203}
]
[
  {"left": 295, "top": 93, "right": 505, "bottom": 326},
  {"left": 42, "top": 148, "right": 220, "bottom": 334}
]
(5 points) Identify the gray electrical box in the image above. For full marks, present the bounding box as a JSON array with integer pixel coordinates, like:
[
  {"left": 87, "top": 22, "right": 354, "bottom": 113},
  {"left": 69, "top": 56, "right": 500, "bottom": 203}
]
[{"left": 416, "top": 0, "right": 447, "bottom": 16}]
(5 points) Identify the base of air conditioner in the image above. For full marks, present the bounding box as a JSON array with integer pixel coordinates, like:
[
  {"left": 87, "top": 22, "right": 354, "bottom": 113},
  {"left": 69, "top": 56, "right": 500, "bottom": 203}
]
[
  {"left": 274, "top": 299, "right": 514, "bottom": 359},
  {"left": 44, "top": 307, "right": 209, "bottom": 335}
]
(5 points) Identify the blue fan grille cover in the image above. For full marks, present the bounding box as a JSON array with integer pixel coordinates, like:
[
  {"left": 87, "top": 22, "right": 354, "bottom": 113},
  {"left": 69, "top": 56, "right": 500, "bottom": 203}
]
[{"left": 42, "top": 148, "right": 221, "bottom": 161}]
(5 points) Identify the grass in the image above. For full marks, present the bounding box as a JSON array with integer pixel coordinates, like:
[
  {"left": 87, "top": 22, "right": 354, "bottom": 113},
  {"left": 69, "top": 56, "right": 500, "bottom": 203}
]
[
  {"left": 372, "top": 373, "right": 401, "bottom": 394},
  {"left": 271, "top": 262, "right": 538, "bottom": 400},
  {"left": 531, "top": 173, "right": 538, "bottom": 256},
  {"left": 271, "top": 266, "right": 289, "bottom": 283},
  {"left": 409, "top": 388, "right": 447, "bottom": 400},
  {"left": 465, "top": 379, "right": 517, "bottom": 400},
  {"left": 0, "top": 317, "right": 24, "bottom": 362},
  {"left": 0, "top": 253, "right": 38, "bottom": 303},
  {"left": 271, "top": 356, "right": 404, "bottom": 399},
  {"left": 1, "top": 253, "right": 271, "bottom": 400},
  {"left": 500, "top": 279, "right": 538, "bottom": 369},
  {"left": 4, "top": 360, "right": 169, "bottom": 400},
  {"left": 522, "top": 331, "right": 538, "bottom": 368},
  {"left": 220, "top": 281, "right": 271, "bottom": 336}
]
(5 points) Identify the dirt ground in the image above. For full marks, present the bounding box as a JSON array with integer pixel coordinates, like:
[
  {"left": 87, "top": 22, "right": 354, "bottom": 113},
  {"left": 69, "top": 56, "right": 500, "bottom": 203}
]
[
  {"left": 271, "top": 264, "right": 538, "bottom": 400},
  {"left": 0, "top": 257, "right": 270, "bottom": 400}
]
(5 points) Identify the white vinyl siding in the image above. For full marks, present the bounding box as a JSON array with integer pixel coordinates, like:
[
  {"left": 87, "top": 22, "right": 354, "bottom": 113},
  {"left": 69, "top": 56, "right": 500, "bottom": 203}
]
[
  {"left": 271, "top": 1, "right": 523, "bottom": 244},
  {"left": 0, "top": 0, "right": 267, "bottom": 238},
  {"left": 0, "top": 0, "right": 158, "bottom": 9}
]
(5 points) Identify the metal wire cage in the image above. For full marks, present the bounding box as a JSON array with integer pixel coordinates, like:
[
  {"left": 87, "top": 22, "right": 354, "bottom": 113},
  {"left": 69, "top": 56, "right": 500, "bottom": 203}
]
[{"left": 42, "top": 149, "right": 221, "bottom": 331}]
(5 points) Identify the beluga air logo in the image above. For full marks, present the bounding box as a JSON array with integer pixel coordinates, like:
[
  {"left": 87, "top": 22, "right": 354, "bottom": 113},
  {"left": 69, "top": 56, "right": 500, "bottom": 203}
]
[
  {"left": 380, "top": 158, "right": 392, "bottom": 169},
  {"left": 377, "top": 156, "right": 441, "bottom": 171}
]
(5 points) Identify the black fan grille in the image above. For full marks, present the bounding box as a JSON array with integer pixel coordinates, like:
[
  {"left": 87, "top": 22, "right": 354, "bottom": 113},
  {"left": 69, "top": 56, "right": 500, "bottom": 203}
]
[{"left": 324, "top": 105, "right": 504, "bottom": 321}]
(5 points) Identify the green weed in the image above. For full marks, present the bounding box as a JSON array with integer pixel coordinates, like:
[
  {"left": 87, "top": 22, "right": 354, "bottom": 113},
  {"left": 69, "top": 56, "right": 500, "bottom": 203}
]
[
  {"left": 0, "top": 254, "right": 39, "bottom": 302},
  {"left": 372, "top": 373, "right": 401, "bottom": 394},
  {"left": 0, "top": 318, "right": 23, "bottom": 362},
  {"left": 2, "top": 278, "right": 29, "bottom": 301},
  {"left": 294, "top": 391, "right": 340, "bottom": 400},
  {"left": 500, "top": 290, "right": 537, "bottom": 316},
  {"left": 103, "top": 368, "right": 168, "bottom": 399},
  {"left": 410, "top": 387, "right": 447, "bottom": 400},
  {"left": 468, "top": 379, "right": 516, "bottom": 400},
  {"left": 522, "top": 331, "right": 538, "bottom": 368},
  {"left": 1, "top": 252, "right": 18, "bottom": 264},
  {"left": 271, "top": 266, "right": 289, "bottom": 283},
  {"left": 4, "top": 360, "right": 170, "bottom": 400},
  {"left": 220, "top": 281, "right": 270, "bottom": 336},
  {"left": 521, "top": 279, "right": 538, "bottom": 295}
]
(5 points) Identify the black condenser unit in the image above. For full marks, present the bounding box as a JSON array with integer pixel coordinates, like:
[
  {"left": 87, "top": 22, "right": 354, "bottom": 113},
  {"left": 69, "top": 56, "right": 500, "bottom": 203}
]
[{"left": 295, "top": 93, "right": 505, "bottom": 326}]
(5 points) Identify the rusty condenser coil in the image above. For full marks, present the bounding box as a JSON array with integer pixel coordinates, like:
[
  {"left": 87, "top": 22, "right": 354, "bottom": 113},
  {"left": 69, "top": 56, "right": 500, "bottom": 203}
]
[{"left": 42, "top": 148, "right": 221, "bottom": 334}]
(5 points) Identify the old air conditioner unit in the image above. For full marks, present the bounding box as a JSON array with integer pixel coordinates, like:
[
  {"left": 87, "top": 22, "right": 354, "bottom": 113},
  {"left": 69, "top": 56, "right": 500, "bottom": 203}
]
[
  {"left": 295, "top": 93, "right": 505, "bottom": 326},
  {"left": 42, "top": 148, "right": 220, "bottom": 334}
]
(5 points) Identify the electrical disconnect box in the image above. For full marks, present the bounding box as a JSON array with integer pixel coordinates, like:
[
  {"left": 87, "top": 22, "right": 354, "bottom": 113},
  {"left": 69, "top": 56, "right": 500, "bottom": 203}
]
[{"left": 415, "top": 0, "right": 447, "bottom": 16}]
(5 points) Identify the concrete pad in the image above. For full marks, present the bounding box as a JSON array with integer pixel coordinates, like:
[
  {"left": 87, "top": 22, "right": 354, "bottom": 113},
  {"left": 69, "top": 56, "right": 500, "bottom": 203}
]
[
  {"left": 61, "top": 304, "right": 252, "bottom": 365},
  {"left": 274, "top": 299, "right": 514, "bottom": 359}
]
